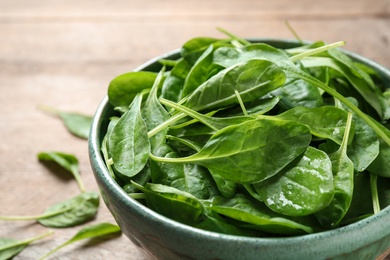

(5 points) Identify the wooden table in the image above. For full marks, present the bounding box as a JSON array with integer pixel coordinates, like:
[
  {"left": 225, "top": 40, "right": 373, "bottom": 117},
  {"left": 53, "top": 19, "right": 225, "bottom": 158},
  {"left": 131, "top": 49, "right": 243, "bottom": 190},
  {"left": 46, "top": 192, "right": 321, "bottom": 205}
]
[{"left": 0, "top": 0, "right": 389, "bottom": 259}]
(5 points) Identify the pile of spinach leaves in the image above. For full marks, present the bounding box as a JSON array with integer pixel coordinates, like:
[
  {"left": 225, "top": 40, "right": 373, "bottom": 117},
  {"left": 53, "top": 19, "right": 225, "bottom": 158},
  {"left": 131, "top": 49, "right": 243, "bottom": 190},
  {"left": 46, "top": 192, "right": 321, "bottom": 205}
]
[{"left": 102, "top": 29, "right": 390, "bottom": 237}]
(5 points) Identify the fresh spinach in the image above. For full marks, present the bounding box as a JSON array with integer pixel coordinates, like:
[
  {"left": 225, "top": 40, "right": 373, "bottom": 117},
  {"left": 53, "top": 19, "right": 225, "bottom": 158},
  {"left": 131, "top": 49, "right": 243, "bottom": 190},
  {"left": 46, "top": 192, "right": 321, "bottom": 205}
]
[
  {"left": 103, "top": 29, "right": 390, "bottom": 237},
  {"left": 0, "top": 231, "right": 53, "bottom": 260}
]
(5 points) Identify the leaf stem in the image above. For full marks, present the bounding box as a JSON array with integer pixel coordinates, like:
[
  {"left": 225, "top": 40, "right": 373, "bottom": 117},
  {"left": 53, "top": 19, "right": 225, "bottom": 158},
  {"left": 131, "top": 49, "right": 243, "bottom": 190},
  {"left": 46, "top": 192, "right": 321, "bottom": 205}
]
[
  {"left": 0, "top": 230, "right": 54, "bottom": 251},
  {"left": 370, "top": 173, "right": 381, "bottom": 214},
  {"left": 70, "top": 166, "right": 86, "bottom": 193},
  {"left": 289, "top": 41, "right": 346, "bottom": 63},
  {"left": 217, "top": 27, "right": 251, "bottom": 46},
  {"left": 147, "top": 112, "right": 187, "bottom": 138},
  {"left": 0, "top": 206, "right": 72, "bottom": 221}
]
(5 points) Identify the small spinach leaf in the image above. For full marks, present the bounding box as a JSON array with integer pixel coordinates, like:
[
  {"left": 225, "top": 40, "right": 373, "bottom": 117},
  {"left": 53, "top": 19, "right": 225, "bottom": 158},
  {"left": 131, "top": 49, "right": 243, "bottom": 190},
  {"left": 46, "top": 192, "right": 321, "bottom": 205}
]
[
  {"left": 39, "top": 106, "right": 92, "bottom": 139},
  {"left": 39, "top": 223, "right": 121, "bottom": 260},
  {"left": 38, "top": 192, "right": 100, "bottom": 228},
  {"left": 0, "top": 231, "right": 53, "bottom": 260},
  {"left": 38, "top": 151, "right": 85, "bottom": 193}
]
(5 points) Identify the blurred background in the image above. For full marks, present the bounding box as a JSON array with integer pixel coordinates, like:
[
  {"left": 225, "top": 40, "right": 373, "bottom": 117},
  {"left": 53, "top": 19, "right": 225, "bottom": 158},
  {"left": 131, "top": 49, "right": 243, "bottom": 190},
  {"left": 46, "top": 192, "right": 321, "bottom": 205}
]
[{"left": 0, "top": 0, "right": 389, "bottom": 259}]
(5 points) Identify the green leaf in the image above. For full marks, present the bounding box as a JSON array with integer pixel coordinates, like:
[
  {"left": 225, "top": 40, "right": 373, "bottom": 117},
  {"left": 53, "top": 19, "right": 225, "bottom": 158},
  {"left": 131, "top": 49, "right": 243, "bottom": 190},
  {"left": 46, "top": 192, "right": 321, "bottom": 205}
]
[
  {"left": 38, "top": 151, "right": 85, "bottom": 193},
  {"left": 108, "top": 71, "right": 157, "bottom": 107},
  {"left": 301, "top": 56, "right": 390, "bottom": 120},
  {"left": 184, "top": 59, "right": 286, "bottom": 112},
  {"left": 277, "top": 106, "right": 350, "bottom": 145},
  {"left": 109, "top": 93, "right": 150, "bottom": 177},
  {"left": 39, "top": 106, "right": 93, "bottom": 139},
  {"left": 315, "top": 113, "right": 354, "bottom": 228},
  {"left": 0, "top": 231, "right": 53, "bottom": 260},
  {"left": 150, "top": 144, "right": 219, "bottom": 199},
  {"left": 141, "top": 68, "right": 170, "bottom": 150},
  {"left": 39, "top": 223, "right": 121, "bottom": 260},
  {"left": 161, "top": 58, "right": 192, "bottom": 102},
  {"left": 182, "top": 45, "right": 223, "bottom": 97},
  {"left": 209, "top": 194, "right": 313, "bottom": 235},
  {"left": 38, "top": 192, "right": 100, "bottom": 228},
  {"left": 255, "top": 147, "right": 334, "bottom": 216},
  {"left": 132, "top": 182, "right": 204, "bottom": 225},
  {"left": 160, "top": 98, "right": 253, "bottom": 131},
  {"left": 150, "top": 118, "right": 312, "bottom": 184}
]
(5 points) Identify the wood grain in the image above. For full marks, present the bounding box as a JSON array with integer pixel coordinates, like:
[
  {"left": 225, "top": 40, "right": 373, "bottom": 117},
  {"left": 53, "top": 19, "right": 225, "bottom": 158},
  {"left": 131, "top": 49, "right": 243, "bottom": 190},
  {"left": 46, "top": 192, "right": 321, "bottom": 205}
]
[{"left": 0, "top": 0, "right": 389, "bottom": 259}]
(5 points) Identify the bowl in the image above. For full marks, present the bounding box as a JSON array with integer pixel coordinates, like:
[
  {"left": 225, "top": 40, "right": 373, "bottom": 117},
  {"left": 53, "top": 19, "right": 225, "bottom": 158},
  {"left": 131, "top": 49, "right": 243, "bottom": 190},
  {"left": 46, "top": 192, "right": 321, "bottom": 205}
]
[{"left": 89, "top": 39, "right": 390, "bottom": 260}]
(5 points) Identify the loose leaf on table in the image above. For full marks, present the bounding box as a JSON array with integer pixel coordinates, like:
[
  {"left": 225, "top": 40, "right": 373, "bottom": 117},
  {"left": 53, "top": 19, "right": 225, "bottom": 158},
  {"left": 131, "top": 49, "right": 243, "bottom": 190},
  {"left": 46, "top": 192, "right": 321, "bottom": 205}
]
[
  {"left": 39, "top": 105, "right": 93, "bottom": 140},
  {"left": 132, "top": 181, "right": 204, "bottom": 225},
  {"left": 0, "top": 231, "right": 53, "bottom": 260},
  {"left": 38, "top": 191, "right": 100, "bottom": 228},
  {"left": 150, "top": 118, "right": 312, "bottom": 184},
  {"left": 108, "top": 71, "right": 157, "bottom": 107},
  {"left": 184, "top": 59, "right": 286, "bottom": 112},
  {"left": 38, "top": 151, "right": 85, "bottom": 193},
  {"left": 315, "top": 113, "right": 354, "bottom": 228},
  {"left": 39, "top": 223, "right": 121, "bottom": 260},
  {"left": 254, "top": 146, "right": 334, "bottom": 217},
  {"left": 108, "top": 92, "right": 150, "bottom": 178}
]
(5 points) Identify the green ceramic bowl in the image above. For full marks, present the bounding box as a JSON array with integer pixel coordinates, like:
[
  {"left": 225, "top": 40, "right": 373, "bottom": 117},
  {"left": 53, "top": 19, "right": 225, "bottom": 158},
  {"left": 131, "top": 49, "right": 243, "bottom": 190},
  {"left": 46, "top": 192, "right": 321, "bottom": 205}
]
[{"left": 89, "top": 39, "right": 390, "bottom": 260}]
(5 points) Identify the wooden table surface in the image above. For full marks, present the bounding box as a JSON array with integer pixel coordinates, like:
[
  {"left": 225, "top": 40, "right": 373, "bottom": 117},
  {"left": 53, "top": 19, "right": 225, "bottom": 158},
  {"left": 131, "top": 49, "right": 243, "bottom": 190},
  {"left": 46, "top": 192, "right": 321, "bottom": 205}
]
[{"left": 0, "top": 0, "right": 389, "bottom": 259}]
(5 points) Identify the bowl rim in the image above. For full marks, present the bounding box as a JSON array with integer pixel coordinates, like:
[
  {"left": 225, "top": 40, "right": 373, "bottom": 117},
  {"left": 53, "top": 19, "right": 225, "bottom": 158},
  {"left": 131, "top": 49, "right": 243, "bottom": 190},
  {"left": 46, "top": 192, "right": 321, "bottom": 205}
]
[{"left": 89, "top": 38, "right": 390, "bottom": 246}]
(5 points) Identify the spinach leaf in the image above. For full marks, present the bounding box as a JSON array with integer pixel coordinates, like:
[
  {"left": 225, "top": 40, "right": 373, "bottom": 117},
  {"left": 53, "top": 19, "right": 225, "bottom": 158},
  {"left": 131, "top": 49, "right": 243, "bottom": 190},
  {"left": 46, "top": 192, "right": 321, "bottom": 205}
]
[
  {"left": 38, "top": 151, "right": 85, "bottom": 193},
  {"left": 109, "top": 92, "right": 150, "bottom": 178},
  {"left": 141, "top": 68, "right": 170, "bottom": 150},
  {"left": 150, "top": 118, "right": 311, "bottom": 184},
  {"left": 315, "top": 113, "right": 354, "bottom": 228},
  {"left": 367, "top": 122, "right": 390, "bottom": 177},
  {"left": 39, "top": 106, "right": 92, "bottom": 139},
  {"left": 132, "top": 181, "right": 204, "bottom": 225},
  {"left": 182, "top": 45, "right": 223, "bottom": 97},
  {"left": 209, "top": 194, "right": 313, "bottom": 235},
  {"left": 38, "top": 192, "right": 100, "bottom": 228},
  {"left": 277, "top": 106, "right": 350, "bottom": 145},
  {"left": 0, "top": 231, "right": 53, "bottom": 260},
  {"left": 150, "top": 144, "right": 219, "bottom": 199},
  {"left": 39, "top": 223, "right": 121, "bottom": 260},
  {"left": 184, "top": 59, "right": 286, "bottom": 111},
  {"left": 301, "top": 56, "right": 390, "bottom": 120},
  {"left": 160, "top": 97, "right": 253, "bottom": 132},
  {"left": 254, "top": 147, "right": 334, "bottom": 216},
  {"left": 161, "top": 58, "right": 192, "bottom": 102},
  {"left": 108, "top": 71, "right": 157, "bottom": 107},
  {"left": 0, "top": 192, "right": 99, "bottom": 228}
]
